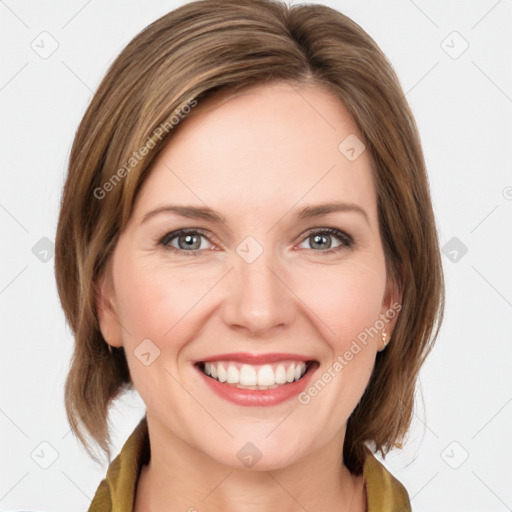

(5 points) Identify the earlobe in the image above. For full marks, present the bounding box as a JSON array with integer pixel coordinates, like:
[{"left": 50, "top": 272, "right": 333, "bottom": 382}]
[
  {"left": 382, "top": 328, "right": 389, "bottom": 348},
  {"left": 379, "top": 277, "right": 402, "bottom": 351},
  {"left": 94, "top": 268, "right": 123, "bottom": 348}
]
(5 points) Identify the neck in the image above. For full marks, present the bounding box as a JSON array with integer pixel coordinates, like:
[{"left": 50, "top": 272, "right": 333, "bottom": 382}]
[{"left": 134, "top": 415, "right": 367, "bottom": 512}]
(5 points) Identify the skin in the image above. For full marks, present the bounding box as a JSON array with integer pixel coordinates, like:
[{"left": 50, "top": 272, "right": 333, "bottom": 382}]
[{"left": 97, "top": 81, "right": 400, "bottom": 512}]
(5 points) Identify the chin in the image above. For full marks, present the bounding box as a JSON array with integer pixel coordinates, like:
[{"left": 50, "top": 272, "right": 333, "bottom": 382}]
[{"left": 200, "top": 434, "right": 313, "bottom": 472}]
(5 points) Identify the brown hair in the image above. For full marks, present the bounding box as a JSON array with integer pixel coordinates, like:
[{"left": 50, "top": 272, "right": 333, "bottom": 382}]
[{"left": 55, "top": 0, "right": 444, "bottom": 473}]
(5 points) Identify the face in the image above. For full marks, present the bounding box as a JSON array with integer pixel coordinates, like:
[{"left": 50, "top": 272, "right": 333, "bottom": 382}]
[{"left": 97, "top": 81, "right": 399, "bottom": 470}]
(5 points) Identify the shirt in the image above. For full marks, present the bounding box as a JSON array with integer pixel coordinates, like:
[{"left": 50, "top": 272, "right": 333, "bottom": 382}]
[{"left": 88, "top": 416, "right": 412, "bottom": 511}]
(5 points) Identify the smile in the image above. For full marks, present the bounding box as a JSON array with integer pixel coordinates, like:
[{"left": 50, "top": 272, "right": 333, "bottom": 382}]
[
  {"left": 194, "top": 353, "right": 319, "bottom": 406},
  {"left": 199, "top": 360, "right": 311, "bottom": 390}
]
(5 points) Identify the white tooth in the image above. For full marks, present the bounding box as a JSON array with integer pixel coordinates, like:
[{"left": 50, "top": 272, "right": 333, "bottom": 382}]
[
  {"left": 226, "top": 365, "right": 240, "bottom": 384},
  {"left": 240, "top": 364, "right": 257, "bottom": 385},
  {"left": 300, "top": 362, "right": 307, "bottom": 377},
  {"left": 204, "top": 363, "right": 211, "bottom": 376},
  {"left": 217, "top": 363, "right": 227, "bottom": 382},
  {"left": 286, "top": 363, "right": 295, "bottom": 383},
  {"left": 210, "top": 364, "right": 218, "bottom": 379},
  {"left": 294, "top": 363, "right": 303, "bottom": 381},
  {"left": 257, "top": 365, "right": 275, "bottom": 386},
  {"left": 274, "top": 364, "right": 287, "bottom": 384}
]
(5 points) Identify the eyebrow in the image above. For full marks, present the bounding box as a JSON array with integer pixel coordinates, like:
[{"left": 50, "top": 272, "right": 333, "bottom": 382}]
[{"left": 140, "top": 201, "right": 370, "bottom": 226}]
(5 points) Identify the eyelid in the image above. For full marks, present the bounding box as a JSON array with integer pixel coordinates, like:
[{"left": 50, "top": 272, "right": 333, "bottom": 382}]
[
  {"left": 299, "top": 226, "right": 352, "bottom": 241},
  {"left": 296, "top": 226, "right": 354, "bottom": 250},
  {"left": 158, "top": 228, "right": 219, "bottom": 250}
]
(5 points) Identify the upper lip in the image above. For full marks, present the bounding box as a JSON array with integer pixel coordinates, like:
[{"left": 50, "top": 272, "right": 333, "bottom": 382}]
[{"left": 196, "top": 352, "right": 316, "bottom": 364}]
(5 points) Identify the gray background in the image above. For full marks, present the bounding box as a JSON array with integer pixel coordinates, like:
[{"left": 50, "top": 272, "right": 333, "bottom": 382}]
[{"left": 1, "top": 0, "right": 511, "bottom": 510}]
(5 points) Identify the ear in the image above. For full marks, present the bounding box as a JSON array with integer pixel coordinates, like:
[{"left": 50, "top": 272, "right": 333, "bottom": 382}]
[
  {"left": 378, "top": 277, "right": 402, "bottom": 351},
  {"left": 94, "top": 263, "right": 123, "bottom": 348}
]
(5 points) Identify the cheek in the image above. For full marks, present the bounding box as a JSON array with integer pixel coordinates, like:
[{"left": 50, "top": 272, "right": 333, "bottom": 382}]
[
  {"left": 293, "top": 262, "right": 384, "bottom": 420},
  {"left": 294, "top": 258, "right": 386, "bottom": 346},
  {"left": 114, "top": 258, "right": 207, "bottom": 343},
  {"left": 111, "top": 259, "right": 207, "bottom": 406}
]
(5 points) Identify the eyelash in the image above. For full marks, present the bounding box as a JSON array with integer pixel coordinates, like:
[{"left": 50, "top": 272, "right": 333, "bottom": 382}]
[{"left": 157, "top": 227, "right": 355, "bottom": 257}]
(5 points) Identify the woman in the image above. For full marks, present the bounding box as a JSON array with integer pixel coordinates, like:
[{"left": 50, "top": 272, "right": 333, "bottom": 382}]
[{"left": 54, "top": 0, "right": 444, "bottom": 510}]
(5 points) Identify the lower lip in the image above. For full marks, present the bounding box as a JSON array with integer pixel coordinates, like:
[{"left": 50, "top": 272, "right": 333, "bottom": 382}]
[{"left": 196, "top": 363, "right": 318, "bottom": 407}]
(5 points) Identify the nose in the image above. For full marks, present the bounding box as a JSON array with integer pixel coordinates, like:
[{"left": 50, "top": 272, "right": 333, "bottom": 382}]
[{"left": 220, "top": 246, "right": 296, "bottom": 337}]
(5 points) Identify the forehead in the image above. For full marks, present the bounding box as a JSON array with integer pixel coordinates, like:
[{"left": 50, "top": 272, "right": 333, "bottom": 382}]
[{"left": 133, "top": 82, "right": 376, "bottom": 224}]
